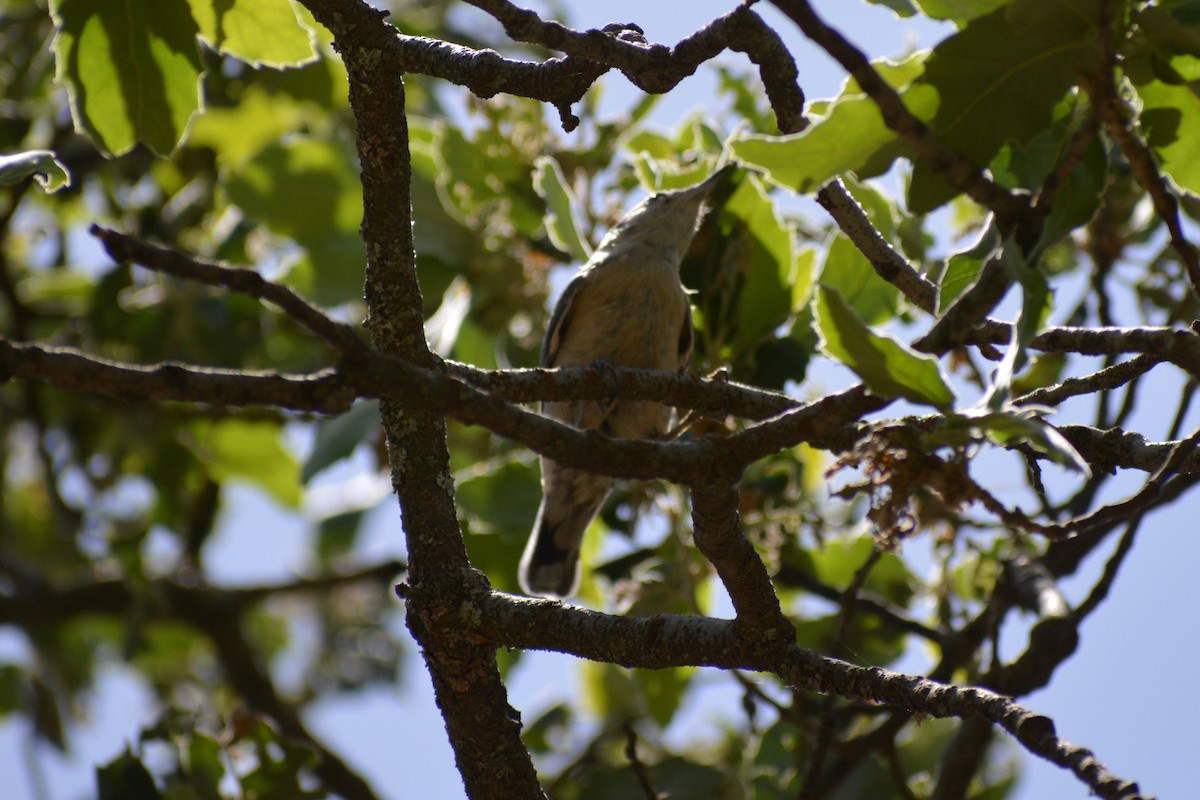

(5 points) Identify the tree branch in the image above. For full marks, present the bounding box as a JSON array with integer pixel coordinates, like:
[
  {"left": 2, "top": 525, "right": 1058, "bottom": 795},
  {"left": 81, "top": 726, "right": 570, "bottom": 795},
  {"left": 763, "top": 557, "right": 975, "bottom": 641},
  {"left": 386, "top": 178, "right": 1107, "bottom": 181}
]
[
  {"left": 689, "top": 481, "right": 793, "bottom": 645},
  {"left": 770, "top": 0, "right": 1029, "bottom": 225},
  {"left": 470, "top": 591, "right": 1147, "bottom": 800},
  {"left": 297, "top": 1, "right": 545, "bottom": 796},
  {"left": 0, "top": 338, "right": 356, "bottom": 413},
  {"left": 89, "top": 225, "right": 364, "bottom": 355},
  {"left": 1087, "top": 0, "right": 1200, "bottom": 297},
  {"left": 816, "top": 180, "right": 937, "bottom": 314},
  {"left": 463, "top": 0, "right": 807, "bottom": 132}
]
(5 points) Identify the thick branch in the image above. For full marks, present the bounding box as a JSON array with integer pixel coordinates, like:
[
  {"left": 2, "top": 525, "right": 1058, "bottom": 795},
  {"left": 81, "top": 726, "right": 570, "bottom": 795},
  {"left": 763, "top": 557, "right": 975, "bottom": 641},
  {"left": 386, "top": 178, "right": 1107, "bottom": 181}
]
[
  {"left": 0, "top": 338, "right": 355, "bottom": 413},
  {"left": 297, "top": 1, "right": 544, "bottom": 797},
  {"left": 689, "top": 482, "right": 793, "bottom": 645},
  {"left": 470, "top": 591, "right": 1146, "bottom": 800}
]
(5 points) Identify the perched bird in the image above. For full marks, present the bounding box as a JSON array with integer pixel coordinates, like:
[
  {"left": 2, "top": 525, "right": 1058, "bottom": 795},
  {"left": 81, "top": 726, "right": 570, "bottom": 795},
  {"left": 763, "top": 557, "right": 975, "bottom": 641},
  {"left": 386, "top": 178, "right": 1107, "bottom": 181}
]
[{"left": 519, "top": 165, "right": 734, "bottom": 598}]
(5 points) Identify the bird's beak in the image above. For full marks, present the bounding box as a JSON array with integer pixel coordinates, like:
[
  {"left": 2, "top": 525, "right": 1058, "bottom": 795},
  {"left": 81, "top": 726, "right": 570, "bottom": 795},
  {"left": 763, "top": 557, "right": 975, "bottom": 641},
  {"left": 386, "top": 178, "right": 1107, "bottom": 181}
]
[{"left": 680, "top": 163, "right": 736, "bottom": 203}]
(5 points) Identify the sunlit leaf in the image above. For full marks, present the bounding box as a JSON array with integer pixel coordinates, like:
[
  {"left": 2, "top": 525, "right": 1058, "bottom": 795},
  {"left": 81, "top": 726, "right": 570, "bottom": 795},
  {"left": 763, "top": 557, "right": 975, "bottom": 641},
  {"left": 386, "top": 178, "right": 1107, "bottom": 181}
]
[
  {"left": 937, "top": 221, "right": 1001, "bottom": 315},
  {"left": 1137, "top": 71, "right": 1200, "bottom": 196},
  {"left": 193, "top": 420, "right": 302, "bottom": 507},
  {"left": 185, "top": 0, "right": 316, "bottom": 67},
  {"left": 814, "top": 286, "right": 955, "bottom": 410},
  {"left": 533, "top": 155, "right": 591, "bottom": 262},
  {"left": 0, "top": 150, "right": 70, "bottom": 192},
  {"left": 731, "top": 55, "right": 936, "bottom": 193},
  {"left": 222, "top": 136, "right": 365, "bottom": 305},
  {"left": 915, "top": 0, "right": 1010, "bottom": 22},
  {"left": 818, "top": 234, "right": 901, "bottom": 327},
  {"left": 51, "top": 0, "right": 202, "bottom": 156}
]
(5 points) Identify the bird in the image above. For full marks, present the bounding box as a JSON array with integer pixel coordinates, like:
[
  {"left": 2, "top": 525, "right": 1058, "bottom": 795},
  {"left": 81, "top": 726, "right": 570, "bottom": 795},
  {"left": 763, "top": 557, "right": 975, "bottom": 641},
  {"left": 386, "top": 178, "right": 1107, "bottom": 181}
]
[{"left": 519, "top": 164, "right": 734, "bottom": 598}]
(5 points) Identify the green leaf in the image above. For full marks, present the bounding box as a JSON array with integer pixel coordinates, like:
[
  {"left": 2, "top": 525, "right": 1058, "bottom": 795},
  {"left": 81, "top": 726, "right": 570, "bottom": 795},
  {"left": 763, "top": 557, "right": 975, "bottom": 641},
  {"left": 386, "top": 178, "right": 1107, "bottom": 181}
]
[
  {"left": 869, "top": 0, "right": 919, "bottom": 17},
  {"left": 915, "top": 0, "right": 1011, "bottom": 22},
  {"left": 194, "top": 420, "right": 302, "bottom": 507},
  {"left": 936, "top": 222, "right": 1001, "bottom": 315},
  {"left": 1137, "top": 72, "right": 1200, "bottom": 195},
  {"left": 0, "top": 150, "right": 71, "bottom": 192},
  {"left": 51, "top": 0, "right": 203, "bottom": 156},
  {"left": 183, "top": 733, "right": 226, "bottom": 800},
  {"left": 222, "top": 136, "right": 365, "bottom": 305},
  {"left": 814, "top": 286, "right": 955, "bottom": 410},
  {"left": 97, "top": 749, "right": 164, "bottom": 800},
  {"left": 908, "top": 0, "right": 1102, "bottom": 212},
  {"left": 532, "top": 155, "right": 591, "bottom": 262},
  {"left": 1136, "top": 2, "right": 1200, "bottom": 61},
  {"left": 302, "top": 400, "right": 380, "bottom": 484},
  {"left": 622, "top": 128, "right": 678, "bottom": 160},
  {"left": 731, "top": 54, "right": 937, "bottom": 194},
  {"left": 579, "top": 661, "right": 694, "bottom": 727},
  {"left": 724, "top": 175, "right": 796, "bottom": 351},
  {"left": 316, "top": 509, "right": 364, "bottom": 561},
  {"left": 456, "top": 459, "right": 541, "bottom": 537},
  {"left": 0, "top": 664, "right": 22, "bottom": 716},
  {"left": 936, "top": 407, "right": 1091, "bottom": 475},
  {"left": 188, "top": 87, "right": 308, "bottom": 168},
  {"left": 185, "top": 0, "right": 316, "bottom": 68},
  {"left": 793, "top": 535, "right": 916, "bottom": 606},
  {"left": 818, "top": 234, "right": 901, "bottom": 326}
]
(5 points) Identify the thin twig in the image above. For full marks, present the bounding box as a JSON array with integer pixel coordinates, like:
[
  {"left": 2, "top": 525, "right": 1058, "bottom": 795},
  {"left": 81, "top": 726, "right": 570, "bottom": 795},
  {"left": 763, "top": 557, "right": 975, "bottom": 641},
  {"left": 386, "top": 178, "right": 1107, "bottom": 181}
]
[
  {"left": 1086, "top": 0, "right": 1200, "bottom": 297},
  {"left": 816, "top": 180, "right": 937, "bottom": 314},
  {"left": 622, "top": 723, "right": 664, "bottom": 800},
  {"left": 91, "top": 226, "right": 364, "bottom": 354}
]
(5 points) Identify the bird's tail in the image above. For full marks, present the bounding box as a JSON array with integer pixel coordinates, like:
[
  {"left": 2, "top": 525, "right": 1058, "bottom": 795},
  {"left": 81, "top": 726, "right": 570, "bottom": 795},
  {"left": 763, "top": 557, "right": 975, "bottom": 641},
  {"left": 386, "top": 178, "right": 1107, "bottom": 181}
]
[{"left": 519, "top": 469, "right": 611, "bottom": 598}]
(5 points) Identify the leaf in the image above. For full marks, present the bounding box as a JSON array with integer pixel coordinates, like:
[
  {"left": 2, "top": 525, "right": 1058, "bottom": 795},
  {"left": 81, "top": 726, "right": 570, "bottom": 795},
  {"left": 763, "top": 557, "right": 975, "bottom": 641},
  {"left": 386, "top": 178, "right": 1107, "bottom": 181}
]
[
  {"left": 532, "top": 155, "right": 591, "bottom": 262},
  {"left": 818, "top": 234, "right": 901, "bottom": 326},
  {"left": 936, "top": 222, "right": 1001, "bottom": 315},
  {"left": 185, "top": 0, "right": 317, "bottom": 68},
  {"left": 97, "top": 749, "right": 163, "bottom": 800},
  {"left": 0, "top": 664, "right": 22, "bottom": 716},
  {"left": 316, "top": 509, "right": 364, "bottom": 561},
  {"left": 222, "top": 136, "right": 365, "bottom": 305},
  {"left": 579, "top": 661, "right": 694, "bottom": 727},
  {"left": 1136, "top": 1, "right": 1200, "bottom": 61},
  {"left": 869, "top": 0, "right": 919, "bottom": 17},
  {"left": 731, "top": 55, "right": 937, "bottom": 194},
  {"left": 184, "top": 733, "right": 226, "bottom": 800},
  {"left": 456, "top": 459, "right": 541, "bottom": 537},
  {"left": 942, "top": 407, "right": 1091, "bottom": 475},
  {"left": 51, "top": 0, "right": 203, "bottom": 156},
  {"left": 724, "top": 174, "right": 796, "bottom": 351},
  {"left": 194, "top": 420, "right": 302, "bottom": 508},
  {"left": 915, "top": 0, "right": 1011, "bottom": 22},
  {"left": 188, "top": 87, "right": 308, "bottom": 168},
  {"left": 814, "top": 286, "right": 955, "bottom": 410},
  {"left": 302, "top": 400, "right": 380, "bottom": 484},
  {"left": 1136, "top": 71, "right": 1200, "bottom": 195},
  {"left": 0, "top": 150, "right": 71, "bottom": 192},
  {"left": 908, "top": 0, "right": 1103, "bottom": 212}
]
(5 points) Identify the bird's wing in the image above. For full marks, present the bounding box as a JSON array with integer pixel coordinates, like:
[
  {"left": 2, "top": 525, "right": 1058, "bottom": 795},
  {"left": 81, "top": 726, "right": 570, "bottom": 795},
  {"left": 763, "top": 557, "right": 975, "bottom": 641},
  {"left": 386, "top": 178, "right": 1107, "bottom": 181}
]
[
  {"left": 677, "top": 306, "right": 694, "bottom": 372},
  {"left": 542, "top": 272, "right": 588, "bottom": 367}
]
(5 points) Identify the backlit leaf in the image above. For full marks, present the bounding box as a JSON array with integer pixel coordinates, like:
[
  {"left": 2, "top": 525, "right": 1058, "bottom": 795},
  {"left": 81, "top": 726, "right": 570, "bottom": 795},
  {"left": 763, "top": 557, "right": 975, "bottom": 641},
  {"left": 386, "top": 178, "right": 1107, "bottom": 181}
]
[
  {"left": 51, "top": 0, "right": 202, "bottom": 156},
  {"left": 814, "top": 286, "right": 955, "bottom": 410}
]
